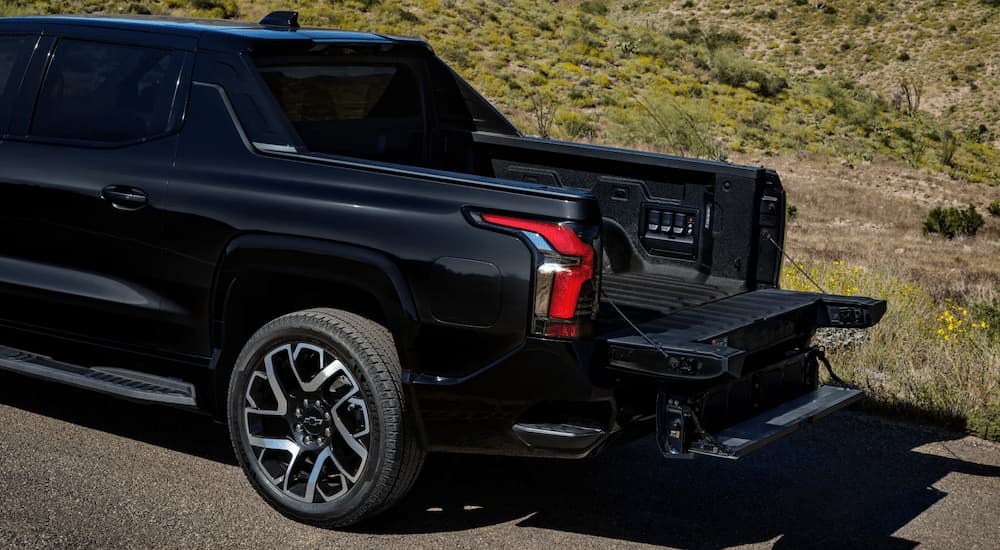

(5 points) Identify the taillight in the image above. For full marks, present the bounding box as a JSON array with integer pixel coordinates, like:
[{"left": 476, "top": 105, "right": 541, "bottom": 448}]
[{"left": 481, "top": 213, "right": 598, "bottom": 338}]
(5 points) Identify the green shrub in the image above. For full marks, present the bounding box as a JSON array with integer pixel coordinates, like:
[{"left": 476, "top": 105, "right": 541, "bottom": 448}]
[
  {"left": 988, "top": 200, "right": 1000, "bottom": 217},
  {"left": 609, "top": 96, "right": 727, "bottom": 160},
  {"left": 972, "top": 300, "right": 1000, "bottom": 341},
  {"left": 578, "top": 0, "right": 609, "bottom": 16},
  {"left": 709, "top": 48, "right": 787, "bottom": 97},
  {"left": 702, "top": 26, "right": 745, "bottom": 50},
  {"left": 556, "top": 110, "right": 597, "bottom": 139},
  {"left": 787, "top": 204, "right": 798, "bottom": 222},
  {"left": 395, "top": 8, "right": 420, "bottom": 23},
  {"left": 923, "top": 205, "right": 986, "bottom": 238},
  {"left": 968, "top": 408, "right": 1000, "bottom": 441},
  {"left": 189, "top": 0, "right": 238, "bottom": 18}
]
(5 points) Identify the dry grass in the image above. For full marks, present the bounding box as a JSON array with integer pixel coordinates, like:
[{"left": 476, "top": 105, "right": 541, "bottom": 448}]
[
  {"left": 743, "top": 153, "right": 1000, "bottom": 301},
  {"left": 752, "top": 153, "right": 1000, "bottom": 439}
]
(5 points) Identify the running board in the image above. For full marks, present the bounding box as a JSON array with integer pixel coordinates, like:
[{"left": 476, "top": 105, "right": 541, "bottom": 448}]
[
  {"left": 0, "top": 345, "right": 196, "bottom": 407},
  {"left": 690, "top": 385, "right": 862, "bottom": 459}
]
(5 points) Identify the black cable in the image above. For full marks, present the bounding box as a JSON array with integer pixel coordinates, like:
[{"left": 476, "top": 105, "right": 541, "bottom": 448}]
[
  {"left": 600, "top": 289, "right": 673, "bottom": 362},
  {"left": 766, "top": 234, "right": 827, "bottom": 294},
  {"left": 813, "top": 348, "right": 856, "bottom": 389}
]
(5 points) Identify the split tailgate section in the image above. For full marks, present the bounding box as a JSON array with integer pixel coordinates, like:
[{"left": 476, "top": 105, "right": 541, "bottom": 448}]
[{"left": 604, "top": 289, "right": 886, "bottom": 381}]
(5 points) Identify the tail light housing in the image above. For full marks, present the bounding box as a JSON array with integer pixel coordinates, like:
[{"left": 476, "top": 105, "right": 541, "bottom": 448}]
[{"left": 480, "top": 213, "right": 599, "bottom": 338}]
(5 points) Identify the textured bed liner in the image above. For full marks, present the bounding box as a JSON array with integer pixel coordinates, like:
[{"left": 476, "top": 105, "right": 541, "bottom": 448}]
[{"left": 600, "top": 271, "right": 741, "bottom": 315}]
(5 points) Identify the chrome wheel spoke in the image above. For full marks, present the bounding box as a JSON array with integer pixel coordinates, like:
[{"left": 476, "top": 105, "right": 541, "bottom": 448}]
[
  {"left": 292, "top": 343, "right": 351, "bottom": 394},
  {"left": 303, "top": 447, "right": 333, "bottom": 503},
  {"left": 246, "top": 345, "right": 294, "bottom": 415},
  {"left": 245, "top": 371, "right": 284, "bottom": 417},
  {"left": 329, "top": 397, "right": 370, "bottom": 483},
  {"left": 248, "top": 435, "right": 301, "bottom": 484}
]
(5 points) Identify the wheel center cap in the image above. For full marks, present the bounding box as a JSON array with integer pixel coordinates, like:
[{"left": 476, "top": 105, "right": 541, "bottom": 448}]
[{"left": 302, "top": 410, "right": 327, "bottom": 435}]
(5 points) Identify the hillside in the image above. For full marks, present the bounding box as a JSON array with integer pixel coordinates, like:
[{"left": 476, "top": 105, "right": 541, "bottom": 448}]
[
  {"left": 3, "top": 0, "right": 1000, "bottom": 186},
  {"left": 0, "top": 0, "right": 998, "bottom": 437},
  {"left": 615, "top": 1, "right": 1000, "bottom": 149}
]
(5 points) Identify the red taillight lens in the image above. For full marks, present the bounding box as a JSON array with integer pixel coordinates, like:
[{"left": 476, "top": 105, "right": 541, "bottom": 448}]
[{"left": 481, "top": 213, "right": 597, "bottom": 337}]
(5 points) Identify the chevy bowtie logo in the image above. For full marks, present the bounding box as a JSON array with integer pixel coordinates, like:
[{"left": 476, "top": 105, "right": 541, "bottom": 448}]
[{"left": 303, "top": 416, "right": 324, "bottom": 428}]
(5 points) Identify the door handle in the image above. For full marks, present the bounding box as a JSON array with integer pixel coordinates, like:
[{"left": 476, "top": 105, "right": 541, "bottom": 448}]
[{"left": 102, "top": 185, "right": 148, "bottom": 211}]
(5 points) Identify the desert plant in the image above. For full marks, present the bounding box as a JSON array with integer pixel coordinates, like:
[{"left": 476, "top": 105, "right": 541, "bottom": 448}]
[
  {"left": 709, "top": 48, "right": 788, "bottom": 97},
  {"left": 578, "top": 0, "right": 609, "bottom": 16},
  {"left": 625, "top": 95, "right": 728, "bottom": 160},
  {"left": 528, "top": 91, "right": 557, "bottom": 139},
  {"left": 897, "top": 77, "right": 923, "bottom": 116},
  {"left": 940, "top": 130, "right": 958, "bottom": 167},
  {"left": 987, "top": 200, "right": 1000, "bottom": 217},
  {"left": 555, "top": 110, "right": 597, "bottom": 139},
  {"left": 787, "top": 204, "right": 799, "bottom": 222},
  {"left": 923, "top": 205, "right": 986, "bottom": 238}
]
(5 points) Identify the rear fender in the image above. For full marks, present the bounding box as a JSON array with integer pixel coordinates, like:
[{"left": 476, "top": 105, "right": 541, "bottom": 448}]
[{"left": 212, "top": 233, "right": 419, "bottom": 352}]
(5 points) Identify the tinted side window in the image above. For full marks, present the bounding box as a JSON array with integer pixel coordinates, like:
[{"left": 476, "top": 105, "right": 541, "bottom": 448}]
[
  {"left": 31, "top": 40, "right": 183, "bottom": 143},
  {"left": 0, "top": 35, "right": 29, "bottom": 98}
]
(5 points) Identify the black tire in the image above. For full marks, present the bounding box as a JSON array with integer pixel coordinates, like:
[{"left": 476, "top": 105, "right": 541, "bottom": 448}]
[{"left": 227, "top": 308, "right": 424, "bottom": 528}]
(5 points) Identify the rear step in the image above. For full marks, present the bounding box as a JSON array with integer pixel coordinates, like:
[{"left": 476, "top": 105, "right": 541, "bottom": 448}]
[
  {"left": 682, "top": 385, "right": 862, "bottom": 459},
  {"left": 512, "top": 422, "right": 607, "bottom": 451},
  {"left": 0, "top": 345, "right": 196, "bottom": 407}
]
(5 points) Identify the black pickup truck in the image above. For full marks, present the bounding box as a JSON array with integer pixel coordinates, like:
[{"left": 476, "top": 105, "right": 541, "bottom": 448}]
[{"left": 0, "top": 12, "right": 885, "bottom": 527}]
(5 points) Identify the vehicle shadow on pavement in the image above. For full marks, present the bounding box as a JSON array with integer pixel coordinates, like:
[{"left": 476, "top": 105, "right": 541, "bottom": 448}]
[
  {"left": 0, "top": 372, "right": 236, "bottom": 466},
  {"left": 365, "top": 413, "right": 1000, "bottom": 549},
  {"left": 3, "top": 372, "right": 998, "bottom": 549}
]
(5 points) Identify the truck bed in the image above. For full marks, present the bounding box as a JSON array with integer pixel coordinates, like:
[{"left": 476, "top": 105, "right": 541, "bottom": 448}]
[{"left": 601, "top": 271, "right": 742, "bottom": 314}]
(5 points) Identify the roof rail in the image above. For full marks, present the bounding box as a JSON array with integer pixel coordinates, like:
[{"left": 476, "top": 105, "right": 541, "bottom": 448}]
[{"left": 259, "top": 11, "right": 299, "bottom": 30}]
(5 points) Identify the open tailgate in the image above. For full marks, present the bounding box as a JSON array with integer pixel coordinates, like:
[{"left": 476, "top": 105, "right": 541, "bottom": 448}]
[
  {"left": 605, "top": 288, "right": 886, "bottom": 381},
  {"left": 603, "top": 289, "right": 885, "bottom": 459}
]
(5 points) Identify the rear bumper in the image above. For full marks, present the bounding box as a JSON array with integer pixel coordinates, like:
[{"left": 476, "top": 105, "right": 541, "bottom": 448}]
[
  {"left": 412, "top": 289, "right": 884, "bottom": 459},
  {"left": 654, "top": 348, "right": 861, "bottom": 459}
]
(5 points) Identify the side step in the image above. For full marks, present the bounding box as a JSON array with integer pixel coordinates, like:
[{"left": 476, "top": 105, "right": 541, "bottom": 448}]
[
  {"left": 512, "top": 422, "right": 607, "bottom": 451},
  {"left": 0, "top": 345, "right": 196, "bottom": 407},
  {"left": 690, "top": 385, "right": 862, "bottom": 459}
]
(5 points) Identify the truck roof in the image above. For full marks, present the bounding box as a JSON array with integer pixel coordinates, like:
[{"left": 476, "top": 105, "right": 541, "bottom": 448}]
[{"left": 0, "top": 14, "right": 427, "bottom": 48}]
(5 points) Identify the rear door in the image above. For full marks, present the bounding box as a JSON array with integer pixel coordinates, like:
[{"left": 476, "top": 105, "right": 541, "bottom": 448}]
[{"left": 0, "top": 31, "right": 196, "bottom": 356}]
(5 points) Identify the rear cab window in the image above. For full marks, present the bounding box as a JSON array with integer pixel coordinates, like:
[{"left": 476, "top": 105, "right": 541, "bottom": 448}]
[
  {"left": 254, "top": 45, "right": 427, "bottom": 165},
  {"left": 250, "top": 42, "right": 519, "bottom": 166}
]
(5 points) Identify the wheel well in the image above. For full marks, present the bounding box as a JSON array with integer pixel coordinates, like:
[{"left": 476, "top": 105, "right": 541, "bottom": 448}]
[{"left": 211, "top": 271, "right": 390, "bottom": 416}]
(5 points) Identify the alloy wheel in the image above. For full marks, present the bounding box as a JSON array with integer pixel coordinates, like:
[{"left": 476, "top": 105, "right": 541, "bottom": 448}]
[{"left": 242, "top": 342, "right": 371, "bottom": 504}]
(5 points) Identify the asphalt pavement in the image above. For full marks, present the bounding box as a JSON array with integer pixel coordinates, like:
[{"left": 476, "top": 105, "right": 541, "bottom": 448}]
[{"left": 1, "top": 371, "right": 998, "bottom": 549}]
